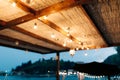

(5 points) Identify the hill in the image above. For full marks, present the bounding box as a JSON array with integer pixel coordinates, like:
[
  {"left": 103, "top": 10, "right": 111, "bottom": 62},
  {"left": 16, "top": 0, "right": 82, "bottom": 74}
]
[{"left": 11, "top": 58, "right": 75, "bottom": 75}]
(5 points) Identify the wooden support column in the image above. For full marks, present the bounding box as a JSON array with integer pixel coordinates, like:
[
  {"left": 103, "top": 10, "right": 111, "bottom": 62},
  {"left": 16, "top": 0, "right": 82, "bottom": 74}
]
[{"left": 56, "top": 52, "right": 60, "bottom": 80}]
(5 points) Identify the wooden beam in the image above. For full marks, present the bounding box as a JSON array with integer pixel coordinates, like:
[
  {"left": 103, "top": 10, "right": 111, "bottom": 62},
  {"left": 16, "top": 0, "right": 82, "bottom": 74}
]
[
  {"left": 0, "top": 20, "right": 6, "bottom": 26},
  {"left": 10, "top": 26, "right": 69, "bottom": 49},
  {"left": 56, "top": 52, "right": 60, "bottom": 80},
  {"left": 0, "top": 14, "right": 35, "bottom": 30},
  {"left": 35, "top": 0, "right": 76, "bottom": 17},
  {"left": 38, "top": 18, "right": 79, "bottom": 43},
  {"left": 0, "top": 34, "right": 56, "bottom": 54},
  {"left": 0, "top": 0, "right": 92, "bottom": 30},
  {"left": 16, "top": 0, "right": 36, "bottom": 14},
  {"left": 35, "top": 0, "right": 94, "bottom": 17}
]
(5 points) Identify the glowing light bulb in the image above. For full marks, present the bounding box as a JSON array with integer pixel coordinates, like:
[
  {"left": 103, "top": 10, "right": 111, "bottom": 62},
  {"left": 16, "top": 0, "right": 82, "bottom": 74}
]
[
  {"left": 69, "top": 49, "right": 75, "bottom": 56},
  {"left": 84, "top": 53, "right": 88, "bottom": 56},
  {"left": 81, "top": 46, "right": 84, "bottom": 50},
  {"left": 15, "top": 41, "right": 19, "bottom": 45},
  {"left": 63, "top": 43, "right": 66, "bottom": 47},
  {"left": 43, "top": 16, "right": 47, "bottom": 20},
  {"left": 78, "top": 42, "right": 81, "bottom": 44},
  {"left": 51, "top": 33, "right": 55, "bottom": 38},
  {"left": 12, "top": 2, "right": 16, "bottom": 7},
  {"left": 33, "top": 23, "right": 37, "bottom": 29},
  {"left": 76, "top": 47, "right": 79, "bottom": 50},
  {"left": 67, "top": 32, "right": 70, "bottom": 36},
  {"left": 86, "top": 47, "right": 89, "bottom": 50}
]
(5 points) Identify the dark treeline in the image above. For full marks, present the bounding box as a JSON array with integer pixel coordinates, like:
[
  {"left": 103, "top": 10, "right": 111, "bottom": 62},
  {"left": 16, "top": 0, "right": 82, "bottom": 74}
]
[
  {"left": 104, "top": 47, "right": 120, "bottom": 68},
  {"left": 12, "top": 58, "right": 75, "bottom": 75}
]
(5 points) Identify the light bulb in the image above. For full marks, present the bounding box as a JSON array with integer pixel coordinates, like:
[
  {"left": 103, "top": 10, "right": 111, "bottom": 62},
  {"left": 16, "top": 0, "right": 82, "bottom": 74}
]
[
  {"left": 43, "top": 16, "right": 47, "bottom": 20},
  {"left": 69, "top": 49, "right": 75, "bottom": 56},
  {"left": 63, "top": 43, "right": 66, "bottom": 47},
  {"left": 33, "top": 23, "right": 37, "bottom": 29},
  {"left": 76, "top": 47, "right": 79, "bottom": 50},
  {"left": 51, "top": 33, "right": 55, "bottom": 38},
  {"left": 86, "top": 47, "right": 89, "bottom": 50},
  {"left": 15, "top": 41, "right": 19, "bottom": 45},
  {"left": 84, "top": 53, "right": 88, "bottom": 56},
  {"left": 81, "top": 46, "right": 84, "bottom": 50},
  {"left": 67, "top": 32, "right": 70, "bottom": 36},
  {"left": 12, "top": 2, "right": 16, "bottom": 7}
]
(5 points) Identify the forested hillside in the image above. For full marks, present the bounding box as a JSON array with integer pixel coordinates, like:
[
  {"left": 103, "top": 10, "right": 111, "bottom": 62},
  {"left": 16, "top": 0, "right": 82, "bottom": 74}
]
[
  {"left": 104, "top": 47, "right": 120, "bottom": 68},
  {"left": 12, "top": 58, "right": 75, "bottom": 75}
]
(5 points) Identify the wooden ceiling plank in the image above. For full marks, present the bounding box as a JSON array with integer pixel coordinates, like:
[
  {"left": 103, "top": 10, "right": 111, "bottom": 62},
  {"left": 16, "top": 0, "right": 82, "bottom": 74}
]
[
  {"left": 80, "top": 6, "right": 108, "bottom": 47},
  {"left": 0, "top": 42, "right": 43, "bottom": 54},
  {"left": 0, "top": 34, "right": 56, "bottom": 54},
  {"left": 10, "top": 26, "right": 69, "bottom": 49},
  {"left": 0, "top": 34, "right": 54, "bottom": 51},
  {"left": 83, "top": 3, "right": 109, "bottom": 46},
  {"left": 1, "top": 0, "right": 92, "bottom": 30}
]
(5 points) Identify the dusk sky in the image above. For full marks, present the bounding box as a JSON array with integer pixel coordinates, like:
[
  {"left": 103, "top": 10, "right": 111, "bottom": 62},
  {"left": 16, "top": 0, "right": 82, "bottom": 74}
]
[{"left": 0, "top": 46, "right": 117, "bottom": 72}]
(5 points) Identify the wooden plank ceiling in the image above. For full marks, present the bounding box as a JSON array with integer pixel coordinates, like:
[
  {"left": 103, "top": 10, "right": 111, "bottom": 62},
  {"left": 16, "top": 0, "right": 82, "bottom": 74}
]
[{"left": 0, "top": 0, "right": 119, "bottom": 54}]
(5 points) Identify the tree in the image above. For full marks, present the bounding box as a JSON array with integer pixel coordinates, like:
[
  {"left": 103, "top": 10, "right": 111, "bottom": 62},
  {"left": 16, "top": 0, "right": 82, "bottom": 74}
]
[
  {"left": 116, "top": 46, "right": 120, "bottom": 55},
  {"left": 12, "top": 58, "right": 76, "bottom": 75},
  {"left": 104, "top": 47, "right": 120, "bottom": 67}
]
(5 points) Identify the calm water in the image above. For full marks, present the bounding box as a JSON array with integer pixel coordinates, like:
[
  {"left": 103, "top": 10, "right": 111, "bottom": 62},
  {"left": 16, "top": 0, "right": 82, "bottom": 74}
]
[
  {"left": 0, "top": 75, "right": 119, "bottom": 80},
  {"left": 0, "top": 75, "right": 77, "bottom": 80}
]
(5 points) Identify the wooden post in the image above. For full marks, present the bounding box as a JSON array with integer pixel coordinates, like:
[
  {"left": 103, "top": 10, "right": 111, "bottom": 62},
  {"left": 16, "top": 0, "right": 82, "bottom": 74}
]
[
  {"left": 56, "top": 52, "right": 60, "bottom": 80},
  {"left": 108, "top": 75, "right": 110, "bottom": 80}
]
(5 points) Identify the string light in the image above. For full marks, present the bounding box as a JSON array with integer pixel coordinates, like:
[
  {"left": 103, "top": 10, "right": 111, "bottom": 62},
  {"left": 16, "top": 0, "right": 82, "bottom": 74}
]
[
  {"left": 33, "top": 23, "right": 37, "bottom": 29},
  {"left": 76, "top": 47, "right": 79, "bottom": 50},
  {"left": 84, "top": 53, "right": 88, "bottom": 56},
  {"left": 78, "top": 41, "right": 81, "bottom": 45},
  {"left": 67, "top": 32, "right": 70, "bottom": 36},
  {"left": 51, "top": 33, "right": 55, "bottom": 38},
  {"left": 15, "top": 41, "right": 19, "bottom": 45},
  {"left": 66, "top": 27, "right": 71, "bottom": 37},
  {"left": 43, "top": 16, "right": 47, "bottom": 20},
  {"left": 8, "top": 0, "right": 17, "bottom": 7},
  {"left": 69, "top": 49, "right": 75, "bottom": 56},
  {"left": 81, "top": 46, "right": 84, "bottom": 50},
  {"left": 12, "top": 2, "right": 16, "bottom": 7},
  {"left": 63, "top": 43, "right": 66, "bottom": 47},
  {"left": 63, "top": 39, "right": 67, "bottom": 47},
  {"left": 86, "top": 47, "right": 89, "bottom": 50}
]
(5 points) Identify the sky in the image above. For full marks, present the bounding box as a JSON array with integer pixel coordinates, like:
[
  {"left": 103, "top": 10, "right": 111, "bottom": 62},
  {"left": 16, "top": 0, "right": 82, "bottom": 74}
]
[{"left": 0, "top": 46, "right": 117, "bottom": 72}]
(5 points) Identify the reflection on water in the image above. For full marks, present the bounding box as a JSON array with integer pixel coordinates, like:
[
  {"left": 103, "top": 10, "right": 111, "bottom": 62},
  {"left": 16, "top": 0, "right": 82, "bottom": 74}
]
[
  {"left": 0, "top": 75, "right": 78, "bottom": 80},
  {"left": 0, "top": 76, "right": 56, "bottom": 80},
  {"left": 0, "top": 75, "right": 120, "bottom": 80}
]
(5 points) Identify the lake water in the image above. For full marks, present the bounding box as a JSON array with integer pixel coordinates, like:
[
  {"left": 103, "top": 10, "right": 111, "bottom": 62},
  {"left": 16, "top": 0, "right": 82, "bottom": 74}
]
[
  {"left": 0, "top": 75, "right": 119, "bottom": 80},
  {"left": 0, "top": 75, "right": 77, "bottom": 80}
]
